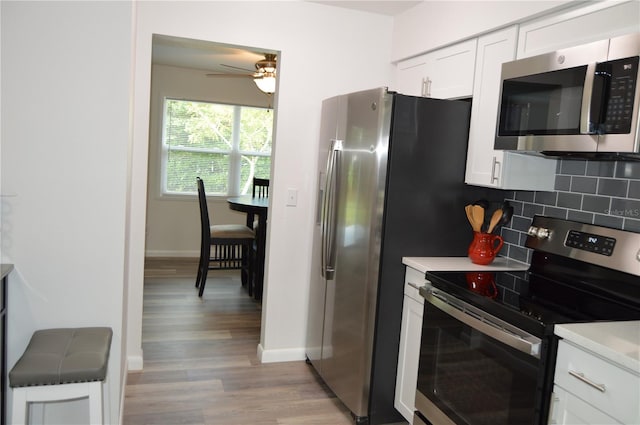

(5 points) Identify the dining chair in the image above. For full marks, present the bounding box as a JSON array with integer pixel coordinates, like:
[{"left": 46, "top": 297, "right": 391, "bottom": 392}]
[
  {"left": 250, "top": 177, "right": 269, "bottom": 229},
  {"left": 252, "top": 178, "right": 269, "bottom": 198},
  {"left": 250, "top": 177, "right": 269, "bottom": 299},
  {"left": 195, "top": 177, "right": 255, "bottom": 297}
]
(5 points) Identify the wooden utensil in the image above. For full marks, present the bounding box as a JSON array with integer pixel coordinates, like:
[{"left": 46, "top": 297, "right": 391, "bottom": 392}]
[
  {"left": 471, "top": 205, "right": 484, "bottom": 233},
  {"left": 487, "top": 209, "right": 503, "bottom": 233},
  {"left": 498, "top": 204, "right": 514, "bottom": 228},
  {"left": 465, "top": 205, "right": 475, "bottom": 230},
  {"left": 472, "top": 199, "right": 490, "bottom": 210}
]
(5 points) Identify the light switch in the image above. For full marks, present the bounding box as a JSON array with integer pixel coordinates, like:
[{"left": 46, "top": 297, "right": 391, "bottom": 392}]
[{"left": 286, "top": 188, "right": 298, "bottom": 206}]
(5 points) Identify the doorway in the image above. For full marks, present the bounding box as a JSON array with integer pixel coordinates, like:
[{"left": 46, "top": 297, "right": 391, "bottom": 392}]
[
  {"left": 138, "top": 34, "right": 279, "bottom": 366},
  {"left": 146, "top": 34, "right": 277, "bottom": 257}
]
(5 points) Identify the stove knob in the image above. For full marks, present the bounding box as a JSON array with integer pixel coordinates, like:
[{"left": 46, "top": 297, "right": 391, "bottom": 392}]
[
  {"left": 537, "top": 227, "right": 551, "bottom": 239},
  {"left": 528, "top": 226, "right": 551, "bottom": 239}
]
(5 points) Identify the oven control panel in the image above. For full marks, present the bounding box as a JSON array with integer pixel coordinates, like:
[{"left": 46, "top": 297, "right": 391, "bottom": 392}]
[
  {"left": 525, "top": 215, "right": 640, "bottom": 277},
  {"left": 565, "top": 230, "right": 616, "bottom": 256}
]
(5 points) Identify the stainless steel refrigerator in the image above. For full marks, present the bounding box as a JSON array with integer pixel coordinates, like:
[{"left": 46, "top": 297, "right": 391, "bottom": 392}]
[{"left": 306, "top": 87, "right": 500, "bottom": 424}]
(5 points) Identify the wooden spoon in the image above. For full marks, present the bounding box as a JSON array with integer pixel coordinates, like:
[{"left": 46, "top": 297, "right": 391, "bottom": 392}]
[
  {"left": 465, "top": 205, "right": 475, "bottom": 230},
  {"left": 487, "top": 209, "right": 503, "bottom": 233},
  {"left": 471, "top": 205, "right": 484, "bottom": 233}
]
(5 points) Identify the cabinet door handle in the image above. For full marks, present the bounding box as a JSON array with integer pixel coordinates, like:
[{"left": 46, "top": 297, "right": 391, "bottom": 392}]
[
  {"left": 407, "top": 281, "right": 425, "bottom": 290},
  {"left": 490, "top": 156, "right": 500, "bottom": 184},
  {"left": 568, "top": 370, "right": 606, "bottom": 393},
  {"left": 421, "top": 78, "right": 432, "bottom": 97}
]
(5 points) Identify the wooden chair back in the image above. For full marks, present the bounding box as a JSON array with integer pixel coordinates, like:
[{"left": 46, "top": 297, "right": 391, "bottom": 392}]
[{"left": 252, "top": 178, "right": 270, "bottom": 198}]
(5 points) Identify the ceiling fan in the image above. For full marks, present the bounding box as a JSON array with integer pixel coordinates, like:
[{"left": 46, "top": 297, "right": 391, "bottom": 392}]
[{"left": 207, "top": 54, "right": 277, "bottom": 94}]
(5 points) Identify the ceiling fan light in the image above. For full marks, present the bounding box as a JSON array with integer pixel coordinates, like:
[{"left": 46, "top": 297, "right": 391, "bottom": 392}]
[{"left": 254, "top": 75, "right": 276, "bottom": 94}]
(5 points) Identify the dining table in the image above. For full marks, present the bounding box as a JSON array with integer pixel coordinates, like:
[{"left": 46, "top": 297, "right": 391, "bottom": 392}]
[{"left": 227, "top": 195, "right": 268, "bottom": 299}]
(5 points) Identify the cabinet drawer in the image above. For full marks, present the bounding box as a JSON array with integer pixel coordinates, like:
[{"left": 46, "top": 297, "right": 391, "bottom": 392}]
[
  {"left": 404, "top": 267, "right": 427, "bottom": 303},
  {"left": 554, "top": 340, "right": 639, "bottom": 424}
]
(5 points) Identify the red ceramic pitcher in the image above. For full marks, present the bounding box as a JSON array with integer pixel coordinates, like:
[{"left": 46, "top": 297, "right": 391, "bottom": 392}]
[
  {"left": 465, "top": 272, "right": 498, "bottom": 299},
  {"left": 468, "top": 232, "right": 504, "bottom": 265}
]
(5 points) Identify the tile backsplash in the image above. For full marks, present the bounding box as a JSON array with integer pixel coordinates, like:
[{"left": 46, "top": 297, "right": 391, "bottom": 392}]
[{"left": 500, "top": 159, "right": 640, "bottom": 264}]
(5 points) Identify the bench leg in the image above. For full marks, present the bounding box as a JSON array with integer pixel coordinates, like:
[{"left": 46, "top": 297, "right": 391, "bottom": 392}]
[
  {"left": 88, "top": 381, "right": 103, "bottom": 425},
  {"left": 11, "top": 381, "right": 104, "bottom": 425},
  {"left": 12, "top": 387, "right": 27, "bottom": 425}
]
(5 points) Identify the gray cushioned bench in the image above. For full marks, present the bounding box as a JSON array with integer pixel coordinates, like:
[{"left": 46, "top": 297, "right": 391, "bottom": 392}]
[{"left": 9, "top": 327, "right": 113, "bottom": 425}]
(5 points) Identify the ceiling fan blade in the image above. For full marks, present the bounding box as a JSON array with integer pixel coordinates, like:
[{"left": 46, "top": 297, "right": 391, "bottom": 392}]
[
  {"left": 220, "top": 63, "right": 255, "bottom": 73},
  {"left": 205, "top": 73, "right": 254, "bottom": 78}
]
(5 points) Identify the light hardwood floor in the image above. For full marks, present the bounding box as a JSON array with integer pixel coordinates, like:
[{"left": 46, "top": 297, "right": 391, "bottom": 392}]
[{"left": 122, "top": 258, "right": 357, "bottom": 424}]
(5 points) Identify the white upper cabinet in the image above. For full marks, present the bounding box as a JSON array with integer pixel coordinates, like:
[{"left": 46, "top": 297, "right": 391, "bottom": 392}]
[
  {"left": 392, "top": 1, "right": 639, "bottom": 190},
  {"left": 394, "top": 55, "right": 429, "bottom": 98},
  {"left": 465, "top": 26, "right": 557, "bottom": 190},
  {"left": 425, "top": 39, "right": 477, "bottom": 99},
  {"left": 518, "top": 1, "right": 640, "bottom": 58},
  {"left": 394, "top": 39, "right": 477, "bottom": 99}
]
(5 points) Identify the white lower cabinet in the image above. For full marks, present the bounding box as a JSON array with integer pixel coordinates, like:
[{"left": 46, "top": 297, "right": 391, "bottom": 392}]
[
  {"left": 394, "top": 267, "right": 425, "bottom": 423},
  {"left": 549, "top": 386, "right": 620, "bottom": 425},
  {"left": 548, "top": 340, "right": 639, "bottom": 425},
  {"left": 464, "top": 25, "right": 556, "bottom": 190}
]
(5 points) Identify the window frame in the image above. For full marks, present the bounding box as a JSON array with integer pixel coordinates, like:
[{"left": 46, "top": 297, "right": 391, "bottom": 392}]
[{"left": 159, "top": 97, "right": 272, "bottom": 199}]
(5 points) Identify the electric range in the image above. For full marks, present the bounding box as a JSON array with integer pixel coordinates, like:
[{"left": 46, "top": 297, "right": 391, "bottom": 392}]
[{"left": 414, "top": 216, "right": 640, "bottom": 425}]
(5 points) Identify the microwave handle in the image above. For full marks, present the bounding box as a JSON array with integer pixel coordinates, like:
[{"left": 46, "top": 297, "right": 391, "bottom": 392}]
[
  {"left": 589, "top": 66, "right": 611, "bottom": 134},
  {"left": 580, "top": 63, "right": 599, "bottom": 135}
]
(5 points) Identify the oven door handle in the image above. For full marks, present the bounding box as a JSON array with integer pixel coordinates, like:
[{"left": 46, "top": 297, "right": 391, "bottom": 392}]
[{"left": 423, "top": 288, "right": 542, "bottom": 358}]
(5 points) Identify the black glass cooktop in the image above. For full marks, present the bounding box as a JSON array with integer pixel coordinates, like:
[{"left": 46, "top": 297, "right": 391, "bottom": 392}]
[{"left": 425, "top": 252, "right": 640, "bottom": 339}]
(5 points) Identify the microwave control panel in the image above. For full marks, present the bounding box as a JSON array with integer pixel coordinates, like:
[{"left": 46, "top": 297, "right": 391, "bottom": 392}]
[{"left": 600, "top": 56, "right": 639, "bottom": 134}]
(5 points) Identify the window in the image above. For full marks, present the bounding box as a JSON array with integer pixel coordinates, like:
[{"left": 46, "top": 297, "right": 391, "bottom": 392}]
[{"left": 161, "top": 98, "right": 272, "bottom": 196}]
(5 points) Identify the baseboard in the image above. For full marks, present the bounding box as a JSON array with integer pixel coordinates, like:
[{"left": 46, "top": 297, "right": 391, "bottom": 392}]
[
  {"left": 127, "top": 354, "right": 143, "bottom": 371},
  {"left": 145, "top": 250, "right": 199, "bottom": 258},
  {"left": 257, "top": 343, "right": 307, "bottom": 363}
]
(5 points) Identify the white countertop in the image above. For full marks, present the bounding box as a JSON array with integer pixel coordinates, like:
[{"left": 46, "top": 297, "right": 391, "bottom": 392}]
[
  {"left": 555, "top": 321, "right": 640, "bottom": 373},
  {"left": 402, "top": 256, "right": 529, "bottom": 274}
]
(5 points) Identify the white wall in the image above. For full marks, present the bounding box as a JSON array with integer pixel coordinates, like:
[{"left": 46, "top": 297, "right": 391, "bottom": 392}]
[
  {"left": 129, "top": 1, "right": 395, "bottom": 368},
  {"left": 2, "top": 2, "right": 607, "bottom": 423},
  {"left": 145, "top": 63, "right": 272, "bottom": 257},
  {"left": 134, "top": 0, "right": 592, "bottom": 371},
  {"left": 391, "top": 0, "right": 573, "bottom": 61},
  {"left": 1, "top": 1, "right": 630, "bottom": 423},
  {"left": 1, "top": 2, "right": 132, "bottom": 423}
]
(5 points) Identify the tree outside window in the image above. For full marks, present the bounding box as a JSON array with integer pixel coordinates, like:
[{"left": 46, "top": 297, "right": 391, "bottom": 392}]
[{"left": 162, "top": 98, "right": 272, "bottom": 196}]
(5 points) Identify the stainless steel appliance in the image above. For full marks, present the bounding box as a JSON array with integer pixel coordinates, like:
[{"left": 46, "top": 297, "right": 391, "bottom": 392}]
[
  {"left": 415, "top": 216, "right": 640, "bottom": 425},
  {"left": 494, "top": 32, "right": 640, "bottom": 159},
  {"left": 306, "top": 87, "right": 500, "bottom": 424}
]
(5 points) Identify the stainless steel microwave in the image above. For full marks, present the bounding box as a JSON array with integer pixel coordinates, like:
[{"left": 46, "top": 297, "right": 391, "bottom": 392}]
[{"left": 495, "top": 32, "right": 640, "bottom": 159}]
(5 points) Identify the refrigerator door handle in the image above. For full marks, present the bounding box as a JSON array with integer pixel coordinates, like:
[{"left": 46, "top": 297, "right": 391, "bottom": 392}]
[{"left": 321, "top": 139, "right": 342, "bottom": 280}]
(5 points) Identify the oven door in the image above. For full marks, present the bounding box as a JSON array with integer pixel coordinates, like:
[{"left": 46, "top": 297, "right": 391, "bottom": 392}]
[{"left": 416, "top": 287, "right": 542, "bottom": 425}]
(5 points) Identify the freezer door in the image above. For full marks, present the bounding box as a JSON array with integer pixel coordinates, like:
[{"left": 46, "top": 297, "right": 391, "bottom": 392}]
[
  {"left": 306, "top": 95, "right": 340, "bottom": 370},
  {"left": 319, "top": 88, "right": 393, "bottom": 418}
]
